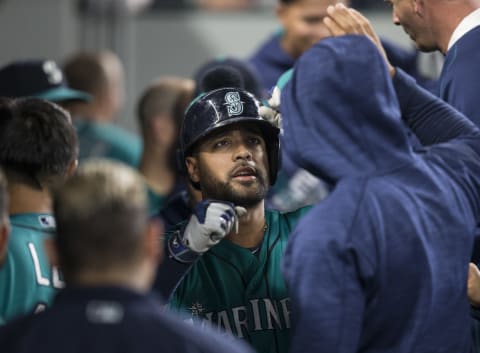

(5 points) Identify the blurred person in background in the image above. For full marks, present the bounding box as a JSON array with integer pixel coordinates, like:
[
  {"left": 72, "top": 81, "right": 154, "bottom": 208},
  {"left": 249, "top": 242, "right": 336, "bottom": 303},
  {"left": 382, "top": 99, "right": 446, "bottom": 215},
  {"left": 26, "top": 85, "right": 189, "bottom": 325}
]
[
  {"left": 137, "top": 76, "right": 194, "bottom": 216},
  {"left": 63, "top": 50, "right": 142, "bottom": 168},
  {"left": 249, "top": 0, "right": 437, "bottom": 91},
  {"left": 0, "top": 59, "right": 91, "bottom": 104}
]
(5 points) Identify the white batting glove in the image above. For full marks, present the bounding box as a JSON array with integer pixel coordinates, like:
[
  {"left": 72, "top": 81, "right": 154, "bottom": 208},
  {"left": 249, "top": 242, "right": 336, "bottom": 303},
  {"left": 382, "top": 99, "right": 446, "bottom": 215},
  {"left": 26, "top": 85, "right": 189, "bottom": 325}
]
[
  {"left": 182, "top": 200, "right": 247, "bottom": 253},
  {"left": 258, "top": 86, "right": 282, "bottom": 129}
]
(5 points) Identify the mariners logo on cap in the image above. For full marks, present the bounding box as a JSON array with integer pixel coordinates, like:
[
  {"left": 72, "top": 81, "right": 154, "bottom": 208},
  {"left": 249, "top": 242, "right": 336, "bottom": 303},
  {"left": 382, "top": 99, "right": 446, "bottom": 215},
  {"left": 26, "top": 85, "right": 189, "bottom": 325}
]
[
  {"left": 224, "top": 92, "right": 244, "bottom": 117},
  {"left": 42, "top": 60, "right": 63, "bottom": 85}
]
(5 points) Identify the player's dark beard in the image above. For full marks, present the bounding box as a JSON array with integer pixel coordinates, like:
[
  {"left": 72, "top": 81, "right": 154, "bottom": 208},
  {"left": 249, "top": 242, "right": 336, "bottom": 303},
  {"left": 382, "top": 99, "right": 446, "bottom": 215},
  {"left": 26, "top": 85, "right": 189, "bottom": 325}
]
[{"left": 199, "top": 167, "right": 268, "bottom": 208}]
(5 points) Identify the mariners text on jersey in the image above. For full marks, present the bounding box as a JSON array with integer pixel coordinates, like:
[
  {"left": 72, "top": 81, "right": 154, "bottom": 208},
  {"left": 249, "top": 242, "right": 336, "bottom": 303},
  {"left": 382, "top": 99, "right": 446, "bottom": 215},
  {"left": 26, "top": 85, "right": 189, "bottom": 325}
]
[{"left": 186, "top": 297, "right": 291, "bottom": 338}]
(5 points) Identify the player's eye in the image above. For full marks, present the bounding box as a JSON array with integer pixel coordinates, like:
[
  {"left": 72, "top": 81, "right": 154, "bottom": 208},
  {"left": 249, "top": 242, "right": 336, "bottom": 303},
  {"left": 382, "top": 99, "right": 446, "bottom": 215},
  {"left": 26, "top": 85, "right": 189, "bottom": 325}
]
[
  {"left": 247, "top": 136, "right": 262, "bottom": 146},
  {"left": 303, "top": 16, "right": 323, "bottom": 25},
  {"left": 213, "top": 139, "right": 230, "bottom": 149}
]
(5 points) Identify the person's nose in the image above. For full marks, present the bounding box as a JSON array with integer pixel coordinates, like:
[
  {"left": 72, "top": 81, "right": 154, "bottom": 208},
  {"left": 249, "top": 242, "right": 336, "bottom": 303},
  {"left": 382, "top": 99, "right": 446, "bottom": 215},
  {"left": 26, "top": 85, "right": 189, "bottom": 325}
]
[{"left": 233, "top": 143, "right": 253, "bottom": 161}]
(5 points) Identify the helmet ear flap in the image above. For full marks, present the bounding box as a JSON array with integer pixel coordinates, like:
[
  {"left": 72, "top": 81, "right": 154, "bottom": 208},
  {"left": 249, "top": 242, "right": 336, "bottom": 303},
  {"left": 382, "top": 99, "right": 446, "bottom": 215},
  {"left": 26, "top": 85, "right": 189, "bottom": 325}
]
[
  {"left": 176, "top": 148, "right": 185, "bottom": 175},
  {"left": 176, "top": 147, "right": 201, "bottom": 190},
  {"left": 261, "top": 126, "right": 281, "bottom": 186}
]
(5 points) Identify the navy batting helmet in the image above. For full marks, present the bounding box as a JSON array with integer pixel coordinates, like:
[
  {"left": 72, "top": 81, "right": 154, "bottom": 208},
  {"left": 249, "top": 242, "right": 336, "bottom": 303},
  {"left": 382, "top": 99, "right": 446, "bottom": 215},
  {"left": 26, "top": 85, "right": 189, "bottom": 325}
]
[{"left": 180, "top": 87, "right": 280, "bottom": 186}]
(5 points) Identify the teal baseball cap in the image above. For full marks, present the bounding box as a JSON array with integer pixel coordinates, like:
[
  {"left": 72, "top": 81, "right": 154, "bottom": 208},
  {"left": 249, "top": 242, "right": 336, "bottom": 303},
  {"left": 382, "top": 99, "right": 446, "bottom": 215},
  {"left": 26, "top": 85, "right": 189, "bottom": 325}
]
[{"left": 0, "top": 59, "right": 91, "bottom": 103}]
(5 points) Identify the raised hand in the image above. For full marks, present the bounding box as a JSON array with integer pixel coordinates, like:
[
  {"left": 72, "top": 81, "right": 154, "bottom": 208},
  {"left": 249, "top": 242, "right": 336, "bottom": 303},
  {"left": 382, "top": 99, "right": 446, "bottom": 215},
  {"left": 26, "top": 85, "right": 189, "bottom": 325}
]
[
  {"left": 468, "top": 262, "right": 480, "bottom": 307},
  {"left": 324, "top": 4, "right": 395, "bottom": 76},
  {"left": 182, "top": 200, "right": 247, "bottom": 253}
]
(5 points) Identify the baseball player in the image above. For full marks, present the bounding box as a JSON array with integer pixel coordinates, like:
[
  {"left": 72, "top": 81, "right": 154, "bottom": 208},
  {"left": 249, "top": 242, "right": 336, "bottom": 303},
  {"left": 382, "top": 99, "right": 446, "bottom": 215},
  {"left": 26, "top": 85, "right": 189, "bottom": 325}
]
[
  {"left": 136, "top": 76, "right": 194, "bottom": 216},
  {"left": 166, "top": 87, "right": 310, "bottom": 353},
  {"left": 0, "top": 98, "right": 78, "bottom": 323},
  {"left": 63, "top": 51, "right": 142, "bottom": 167}
]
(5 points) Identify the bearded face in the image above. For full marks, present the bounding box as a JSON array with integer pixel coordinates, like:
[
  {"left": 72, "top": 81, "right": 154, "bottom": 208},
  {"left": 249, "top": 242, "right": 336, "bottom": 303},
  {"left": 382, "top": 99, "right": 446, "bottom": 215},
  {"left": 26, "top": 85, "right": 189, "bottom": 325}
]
[{"left": 186, "top": 124, "right": 270, "bottom": 208}]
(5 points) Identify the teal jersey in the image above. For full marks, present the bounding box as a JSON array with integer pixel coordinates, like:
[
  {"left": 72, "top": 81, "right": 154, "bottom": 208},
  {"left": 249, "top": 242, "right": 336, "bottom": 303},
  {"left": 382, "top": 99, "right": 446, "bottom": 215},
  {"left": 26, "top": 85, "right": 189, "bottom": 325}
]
[
  {"left": 74, "top": 119, "right": 142, "bottom": 168},
  {"left": 147, "top": 186, "right": 167, "bottom": 217},
  {"left": 0, "top": 214, "right": 64, "bottom": 323},
  {"left": 168, "top": 207, "right": 311, "bottom": 353}
]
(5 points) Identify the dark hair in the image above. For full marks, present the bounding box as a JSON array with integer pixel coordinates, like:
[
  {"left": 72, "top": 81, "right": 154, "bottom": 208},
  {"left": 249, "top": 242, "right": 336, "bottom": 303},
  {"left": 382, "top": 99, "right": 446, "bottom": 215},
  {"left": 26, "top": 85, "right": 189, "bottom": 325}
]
[
  {"left": 193, "top": 57, "right": 264, "bottom": 98},
  {"left": 137, "top": 77, "right": 194, "bottom": 173},
  {"left": 0, "top": 98, "right": 78, "bottom": 188},
  {"left": 52, "top": 159, "right": 148, "bottom": 279},
  {"left": 63, "top": 52, "right": 109, "bottom": 96},
  {"left": 136, "top": 77, "right": 192, "bottom": 133}
]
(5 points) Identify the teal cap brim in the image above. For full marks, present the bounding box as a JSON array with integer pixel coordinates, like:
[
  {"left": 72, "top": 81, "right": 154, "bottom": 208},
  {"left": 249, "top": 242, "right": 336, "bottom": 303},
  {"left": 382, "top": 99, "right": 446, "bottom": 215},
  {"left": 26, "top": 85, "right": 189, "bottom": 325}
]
[{"left": 35, "top": 86, "right": 92, "bottom": 103}]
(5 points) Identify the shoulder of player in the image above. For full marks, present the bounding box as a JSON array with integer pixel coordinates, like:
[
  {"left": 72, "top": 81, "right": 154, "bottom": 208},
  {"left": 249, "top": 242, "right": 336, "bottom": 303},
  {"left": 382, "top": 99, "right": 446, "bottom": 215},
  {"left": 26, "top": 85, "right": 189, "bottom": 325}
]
[{"left": 265, "top": 205, "right": 313, "bottom": 232}]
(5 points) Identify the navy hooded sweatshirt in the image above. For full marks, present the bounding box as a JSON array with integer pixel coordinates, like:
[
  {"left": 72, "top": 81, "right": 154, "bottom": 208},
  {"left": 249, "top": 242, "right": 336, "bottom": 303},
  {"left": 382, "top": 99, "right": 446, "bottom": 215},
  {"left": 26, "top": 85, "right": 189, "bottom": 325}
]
[{"left": 281, "top": 35, "right": 480, "bottom": 353}]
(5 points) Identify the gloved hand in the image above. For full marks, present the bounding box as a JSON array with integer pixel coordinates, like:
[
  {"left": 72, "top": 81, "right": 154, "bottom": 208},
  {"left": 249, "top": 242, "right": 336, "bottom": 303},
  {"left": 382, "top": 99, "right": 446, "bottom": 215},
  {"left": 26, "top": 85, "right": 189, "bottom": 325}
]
[
  {"left": 258, "top": 86, "right": 282, "bottom": 129},
  {"left": 183, "top": 200, "right": 247, "bottom": 253}
]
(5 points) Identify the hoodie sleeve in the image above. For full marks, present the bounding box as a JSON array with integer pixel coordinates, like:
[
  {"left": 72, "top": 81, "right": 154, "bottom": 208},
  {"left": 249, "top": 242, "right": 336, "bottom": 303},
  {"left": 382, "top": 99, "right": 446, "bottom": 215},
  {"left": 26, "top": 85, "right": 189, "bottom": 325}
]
[{"left": 393, "top": 68, "right": 480, "bottom": 145}]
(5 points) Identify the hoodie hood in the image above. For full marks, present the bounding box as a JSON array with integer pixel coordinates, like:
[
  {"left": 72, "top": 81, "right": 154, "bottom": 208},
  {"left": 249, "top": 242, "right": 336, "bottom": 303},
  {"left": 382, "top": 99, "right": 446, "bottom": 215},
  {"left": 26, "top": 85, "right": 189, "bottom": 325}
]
[
  {"left": 258, "top": 31, "right": 295, "bottom": 69},
  {"left": 280, "top": 35, "right": 412, "bottom": 184},
  {"left": 250, "top": 31, "right": 295, "bottom": 90}
]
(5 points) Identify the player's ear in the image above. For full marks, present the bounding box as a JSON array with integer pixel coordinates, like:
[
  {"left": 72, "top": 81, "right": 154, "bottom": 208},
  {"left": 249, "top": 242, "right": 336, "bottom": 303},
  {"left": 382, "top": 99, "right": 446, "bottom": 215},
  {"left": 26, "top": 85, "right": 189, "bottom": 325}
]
[
  {"left": 413, "top": 0, "right": 424, "bottom": 17},
  {"left": 185, "top": 156, "right": 200, "bottom": 184},
  {"left": 66, "top": 159, "right": 78, "bottom": 179},
  {"left": 44, "top": 237, "right": 59, "bottom": 267}
]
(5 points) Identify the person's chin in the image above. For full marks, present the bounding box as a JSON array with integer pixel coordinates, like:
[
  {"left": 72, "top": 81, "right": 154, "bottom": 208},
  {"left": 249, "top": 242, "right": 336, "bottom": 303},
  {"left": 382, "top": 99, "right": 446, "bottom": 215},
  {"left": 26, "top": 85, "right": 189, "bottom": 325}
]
[
  {"left": 231, "top": 182, "right": 262, "bottom": 195},
  {"left": 417, "top": 42, "right": 437, "bottom": 53},
  {"left": 229, "top": 183, "right": 257, "bottom": 196}
]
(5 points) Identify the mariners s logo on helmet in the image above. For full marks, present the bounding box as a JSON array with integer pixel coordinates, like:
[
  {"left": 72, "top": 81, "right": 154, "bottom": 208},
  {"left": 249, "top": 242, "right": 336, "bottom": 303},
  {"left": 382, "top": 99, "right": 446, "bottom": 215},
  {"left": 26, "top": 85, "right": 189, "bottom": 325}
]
[{"left": 224, "top": 92, "right": 244, "bottom": 117}]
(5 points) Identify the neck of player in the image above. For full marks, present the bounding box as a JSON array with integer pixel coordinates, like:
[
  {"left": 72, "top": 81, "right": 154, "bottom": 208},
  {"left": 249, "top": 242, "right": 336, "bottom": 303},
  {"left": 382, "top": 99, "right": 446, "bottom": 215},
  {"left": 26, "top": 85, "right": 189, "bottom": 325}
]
[
  {"left": 139, "top": 145, "right": 176, "bottom": 196},
  {"left": 225, "top": 202, "right": 266, "bottom": 249},
  {"left": 8, "top": 182, "right": 52, "bottom": 215}
]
